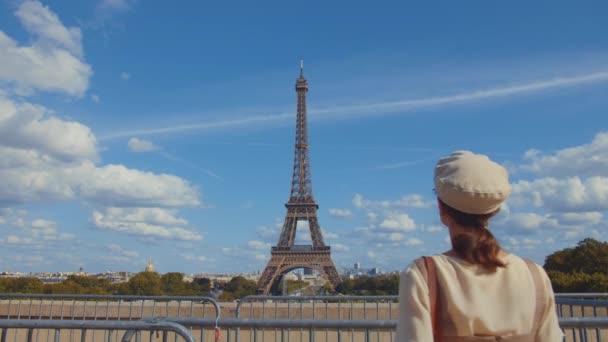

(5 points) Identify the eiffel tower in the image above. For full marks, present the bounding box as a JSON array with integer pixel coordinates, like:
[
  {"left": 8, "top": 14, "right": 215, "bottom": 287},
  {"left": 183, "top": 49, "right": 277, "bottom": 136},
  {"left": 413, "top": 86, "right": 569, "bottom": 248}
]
[{"left": 257, "top": 62, "right": 341, "bottom": 295}]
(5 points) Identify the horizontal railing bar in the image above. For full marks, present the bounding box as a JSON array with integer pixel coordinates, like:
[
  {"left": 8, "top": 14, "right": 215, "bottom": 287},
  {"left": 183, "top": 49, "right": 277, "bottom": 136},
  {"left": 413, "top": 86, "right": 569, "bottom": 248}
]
[
  {"left": 559, "top": 317, "right": 608, "bottom": 328},
  {"left": 0, "top": 294, "right": 221, "bottom": 318},
  {"left": 238, "top": 295, "right": 397, "bottom": 302},
  {"left": 555, "top": 293, "right": 608, "bottom": 298},
  {"left": 0, "top": 319, "right": 195, "bottom": 341},
  {"left": 0, "top": 294, "right": 217, "bottom": 302},
  {"left": 161, "top": 318, "right": 398, "bottom": 329},
  {"left": 556, "top": 298, "right": 608, "bottom": 306},
  {"left": 157, "top": 317, "right": 608, "bottom": 330}
]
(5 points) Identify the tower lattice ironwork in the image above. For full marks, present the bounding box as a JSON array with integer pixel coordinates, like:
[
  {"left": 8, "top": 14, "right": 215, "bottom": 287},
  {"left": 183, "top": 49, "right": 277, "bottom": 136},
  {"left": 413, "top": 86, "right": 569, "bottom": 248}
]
[{"left": 257, "top": 62, "right": 341, "bottom": 295}]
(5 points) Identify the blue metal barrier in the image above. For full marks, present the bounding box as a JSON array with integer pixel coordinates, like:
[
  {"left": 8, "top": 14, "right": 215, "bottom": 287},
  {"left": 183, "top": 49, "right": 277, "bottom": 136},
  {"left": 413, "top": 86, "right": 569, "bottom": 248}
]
[{"left": 0, "top": 319, "right": 195, "bottom": 342}]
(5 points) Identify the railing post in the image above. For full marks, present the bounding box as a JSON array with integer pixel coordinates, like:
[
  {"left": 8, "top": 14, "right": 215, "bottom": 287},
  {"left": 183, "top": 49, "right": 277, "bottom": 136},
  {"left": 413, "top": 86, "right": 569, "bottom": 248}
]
[{"left": 26, "top": 328, "right": 33, "bottom": 342}]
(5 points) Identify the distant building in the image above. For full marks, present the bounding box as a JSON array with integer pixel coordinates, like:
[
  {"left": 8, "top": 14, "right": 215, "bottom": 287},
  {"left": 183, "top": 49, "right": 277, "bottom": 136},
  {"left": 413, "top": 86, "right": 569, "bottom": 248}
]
[
  {"left": 340, "top": 263, "right": 382, "bottom": 277},
  {"left": 144, "top": 258, "right": 155, "bottom": 273}
]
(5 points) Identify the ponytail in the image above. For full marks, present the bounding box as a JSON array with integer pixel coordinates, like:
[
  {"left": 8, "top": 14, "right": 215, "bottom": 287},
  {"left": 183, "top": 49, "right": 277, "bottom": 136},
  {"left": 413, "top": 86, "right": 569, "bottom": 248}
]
[{"left": 440, "top": 200, "right": 505, "bottom": 272}]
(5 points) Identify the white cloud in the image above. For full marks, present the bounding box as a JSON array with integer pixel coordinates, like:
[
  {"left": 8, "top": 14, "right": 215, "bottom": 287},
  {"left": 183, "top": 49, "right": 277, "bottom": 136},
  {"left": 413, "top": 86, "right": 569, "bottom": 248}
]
[
  {"left": 332, "top": 243, "right": 350, "bottom": 252},
  {"left": 256, "top": 224, "right": 279, "bottom": 240},
  {"left": 31, "top": 219, "right": 55, "bottom": 229},
  {"left": 128, "top": 137, "right": 157, "bottom": 153},
  {"left": 107, "top": 244, "right": 138, "bottom": 258},
  {"left": 498, "top": 212, "right": 558, "bottom": 231},
  {"left": 379, "top": 212, "right": 416, "bottom": 232},
  {"left": 120, "top": 71, "right": 131, "bottom": 80},
  {"left": 493, "top": 208, "right": 602, "bottom": 239},
  {"left": 510, "top": 176, "right": 608, "bottom": 212},
  {"left": 100, "top": 0, "right": 132, "bottom": 11},
  {"left": 247, "top": 240, "right": 270, "bottom": 250},
  {"left": 549, "top": 212, "right": 602, "bottom": 226},
  {"left": 0, "top": 153, "right": 201, "bottom": 207},
  {"left": 16, "top": 1, "right": 83, "bottom": 56},
  {"left": 520, "top": 132, "right": 608, "bottom": 178},
  {"left": 0, "top": 211, "right": 73, "bottom": 247},
  {"left": 366, "top": 211, "right": 378, "bottom": 222},
  {"left": 92, "top": 207, "right": 202, "bottom": 241},
  {"left": 426, "top": 225, "right": 443, "bottom": 233},
  {"left": 12, "top": 254, "right": 48, "bottom": 266},
  {"left": 76, "top": 163, "right": 200, "bottom": 207},
  {"left": 405, "top": 238, "right": 423, "bottom": 246},
  {"left": 503, "top": 237, "right": 544, "bottom": 251},
  {"left": 0, "top": 96, "right": 98, "bottom": 162},
  {"left": 352, "top": 193, "right": 433, "bottom": 210},
  {"left": 322, "top": 230, "right": 339, "bottom": 240},
  {"left": 328, "top": 208, "right": 352, "bottom": 219},
  {"left": 353, "top": 194, "right": 363, "bottom": 208},
  {"left": 0, "top": 1, "right": 91, "bottom": 96},
  {"left": 180, "top": 253, "right": 207, "bottom": 262}
]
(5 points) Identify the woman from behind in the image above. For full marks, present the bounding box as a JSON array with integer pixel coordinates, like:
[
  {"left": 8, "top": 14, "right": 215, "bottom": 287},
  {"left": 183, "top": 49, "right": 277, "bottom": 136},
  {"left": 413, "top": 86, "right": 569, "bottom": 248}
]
[{"left": 395, "top": 151, "right": 563, "bottom": 341}]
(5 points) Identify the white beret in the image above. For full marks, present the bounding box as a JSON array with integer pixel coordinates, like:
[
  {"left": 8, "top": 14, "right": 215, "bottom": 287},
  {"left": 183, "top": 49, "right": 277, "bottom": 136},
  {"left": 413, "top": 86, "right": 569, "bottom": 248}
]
[{"left": 434, "top": 151, "right": 512, "bottom": 215}]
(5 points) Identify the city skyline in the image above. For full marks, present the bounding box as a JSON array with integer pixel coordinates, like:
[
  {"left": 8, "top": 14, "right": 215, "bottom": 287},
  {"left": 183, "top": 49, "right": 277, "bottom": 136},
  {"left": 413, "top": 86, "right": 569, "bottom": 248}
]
[{"left": 0, "top": 1, "right": 607, "bottom": 274}]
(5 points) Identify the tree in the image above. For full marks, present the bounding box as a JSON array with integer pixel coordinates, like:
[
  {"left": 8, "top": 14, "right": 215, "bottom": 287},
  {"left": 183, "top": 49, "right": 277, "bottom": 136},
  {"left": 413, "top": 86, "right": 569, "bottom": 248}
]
[
  {"left": 544, "top": 238, "right": 608, "bottom": 292},
  {"left": 5, "top": 277, "right": 44, "bottom": 293},
  {"left": 221, "top": 276, "right": 257, "bottom": 300},
  {"left": 544, "top": 238, "right": 608, "bottom": 274},
  {"left": 127, "top": 272, "right": 161, "bottom": 296},
  {"left": 65, "top": 275, "right": 111, "bottom": 294},
  {"left": 160, "top": 272, "right": 188, "bottom": 295},
  {"left": 190, "top": 277, "right": 211, "bottom": 295}
]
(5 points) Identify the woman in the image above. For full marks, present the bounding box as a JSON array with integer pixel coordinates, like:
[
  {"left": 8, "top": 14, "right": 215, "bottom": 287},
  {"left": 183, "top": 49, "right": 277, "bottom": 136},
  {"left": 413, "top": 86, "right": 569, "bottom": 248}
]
[{"left": 395, "top": 151, "right": 563, "bottom": 341}]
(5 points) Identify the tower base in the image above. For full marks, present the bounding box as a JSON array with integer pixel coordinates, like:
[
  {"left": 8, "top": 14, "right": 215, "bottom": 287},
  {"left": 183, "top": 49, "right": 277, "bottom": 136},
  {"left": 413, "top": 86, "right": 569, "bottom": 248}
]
[{"left": 257, "top": 247, "right": 341, "bottom": 295}]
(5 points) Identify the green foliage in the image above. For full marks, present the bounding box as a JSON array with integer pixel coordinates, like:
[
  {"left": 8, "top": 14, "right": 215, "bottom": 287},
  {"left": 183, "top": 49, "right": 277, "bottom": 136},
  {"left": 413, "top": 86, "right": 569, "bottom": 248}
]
[
  {"left": 0, "top": 274, "right": 257, "bottom": 300},
  {"left": 160, "top": 272, "right": 189, "bottom": 295},
  {"left": 190, "top": 277, "right": 211, "bottom": 295},
  {"left": 544, "top": 238, "right": 608, "bottom": 275},
  {"left": 0, "top": 277, "right": 44, "bottom": 293},
  {"left": 544, "top": 238, "right": 608, "bottom": 292},
  {"left": 284, "top": 280, "right": 309, "bottom": 294},
  {"left": 547, "top": 271, "right": 608, "bottom": 292},
  {"left": 126, "top": 272, "right": 162, "bottom": 296},
  {"left": 220, "top": 276, "right": 257, "bottom": 301},
  {"left": 336, "top": 275, "right": 399, "bottom": 295},
  {"left": 321, "top": 281, "right": 334, "bottom": 294}
]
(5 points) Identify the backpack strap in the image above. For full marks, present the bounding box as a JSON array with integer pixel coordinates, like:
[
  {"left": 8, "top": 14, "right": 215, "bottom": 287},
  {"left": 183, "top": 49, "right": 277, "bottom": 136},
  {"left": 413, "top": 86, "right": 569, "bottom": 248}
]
[
  {"left": 415, "top": 256, "right": 442, "bottom": 342},
  {"left": 523, "top": 258, "right": 546, "bottom": 337}
]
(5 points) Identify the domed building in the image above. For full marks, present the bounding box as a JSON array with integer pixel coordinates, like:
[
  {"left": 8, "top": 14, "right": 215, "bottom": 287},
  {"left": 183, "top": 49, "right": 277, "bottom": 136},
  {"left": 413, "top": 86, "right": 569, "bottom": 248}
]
[{"left": 144, "top": 258, "right": 155, "bottom": 273}]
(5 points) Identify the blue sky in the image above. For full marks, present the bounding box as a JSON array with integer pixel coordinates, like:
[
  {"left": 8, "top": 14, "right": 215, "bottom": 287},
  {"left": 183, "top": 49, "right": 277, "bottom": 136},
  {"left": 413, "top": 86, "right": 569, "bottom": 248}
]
[{"left": 0, "top": 0, "right": 607, "bottom": 274}]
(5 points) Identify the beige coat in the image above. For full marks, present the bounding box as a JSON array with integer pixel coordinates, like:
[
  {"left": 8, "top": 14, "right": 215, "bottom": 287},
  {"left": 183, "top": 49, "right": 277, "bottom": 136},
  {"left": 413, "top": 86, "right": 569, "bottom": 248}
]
[{"left": 395, "top": 254, "right": 563, "bottom": 341}]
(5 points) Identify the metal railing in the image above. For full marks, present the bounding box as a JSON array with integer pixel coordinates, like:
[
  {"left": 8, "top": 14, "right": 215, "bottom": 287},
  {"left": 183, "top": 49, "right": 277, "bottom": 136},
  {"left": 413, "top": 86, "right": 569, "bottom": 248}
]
[
  {"left": 0, "top": 294, "right": 220, "bottom": 320},
  {"left": 235, "top": 296, "right": 398, "bottom": 320},
  {"left": 0, "top": 294, "right": 607, "bottom": 341},
  {"left": 235, "top": 295, "right": 608, "bottom": 319},
  {"left": 557, "top": 299, "right": 608, "bottom": 342},
  {"left": 0, "top": 316, "right": 605, "bottom": 342},
  {"left": 164, "top": 317, "right": 608, "bottom": 342},
  {"left": 0, "top": 319, "right": 195, "bottom": 342}
]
